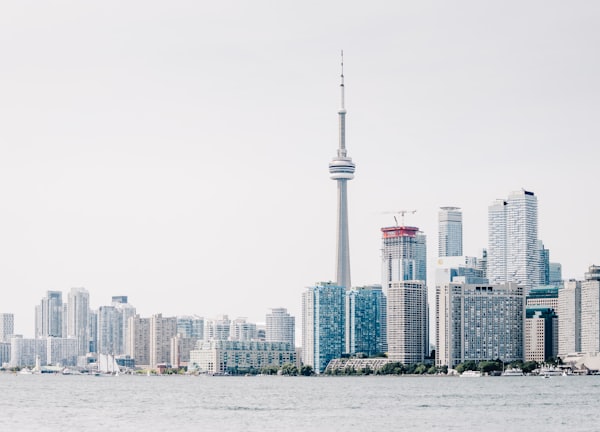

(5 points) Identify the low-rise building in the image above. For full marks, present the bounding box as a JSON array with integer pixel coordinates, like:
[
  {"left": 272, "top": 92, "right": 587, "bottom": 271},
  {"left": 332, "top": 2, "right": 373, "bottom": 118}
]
[{"left": 189, "top": 340, "right": 297, "bottom": 374}]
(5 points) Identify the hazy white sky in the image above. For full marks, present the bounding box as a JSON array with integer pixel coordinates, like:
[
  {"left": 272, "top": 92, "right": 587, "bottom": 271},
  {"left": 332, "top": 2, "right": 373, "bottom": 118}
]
[{"left": 1, "top": 1, "right": 599, "bottom": 338}]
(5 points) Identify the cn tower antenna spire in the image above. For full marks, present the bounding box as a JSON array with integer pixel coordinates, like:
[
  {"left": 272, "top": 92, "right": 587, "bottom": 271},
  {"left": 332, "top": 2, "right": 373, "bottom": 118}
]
[{"left": 340, "top": 50, "right": 345, "bottom": 111}]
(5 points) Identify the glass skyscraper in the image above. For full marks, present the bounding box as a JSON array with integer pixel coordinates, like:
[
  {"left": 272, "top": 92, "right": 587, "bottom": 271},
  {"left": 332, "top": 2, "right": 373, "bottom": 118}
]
[
  {"left": 488, "top": 189, "right": 540, "bottom": 292},
  {"left": 345, "top": 285, "right": 385, "bottom": 356},
  {"left": 302, "top": 282, "right": 345, "bottom": 374}
]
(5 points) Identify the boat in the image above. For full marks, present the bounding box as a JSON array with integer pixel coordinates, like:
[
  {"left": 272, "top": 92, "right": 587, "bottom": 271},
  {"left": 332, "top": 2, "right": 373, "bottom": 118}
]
[
  {"left": 96, "top": 353, "right": 121, "bottom": 376},
  {"left": 501, "top": 367, "right": 524, "bottom": 377},
  {"left": 460, "top": 370, "right": 482, "bottom": 378},
  {"left": 539, "top": 365, "right": 563, "bottom": 377}
]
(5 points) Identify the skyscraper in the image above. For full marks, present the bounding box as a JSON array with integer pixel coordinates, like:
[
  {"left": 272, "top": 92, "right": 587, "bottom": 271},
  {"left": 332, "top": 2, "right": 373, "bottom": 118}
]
[
  {"left": 488, "top": 189, "right": 540, "bottom": 292},
  {"left": 302, "top": 282, "right": 345, "bottom": 374},
  {"left": 67, "top": 287, "right": 90, "bottom": 357},
  {"left": 345, "top": 285, "right": 386, "bottom": 357},
  {"left": 438, "top": 207, "right": 462, "bottom": 257},
  {"left": 328, "top": 53, "right": 355, "bottom": 290},
  {"left": 381, "top": 225, "right": 428, "bottom": 363}
]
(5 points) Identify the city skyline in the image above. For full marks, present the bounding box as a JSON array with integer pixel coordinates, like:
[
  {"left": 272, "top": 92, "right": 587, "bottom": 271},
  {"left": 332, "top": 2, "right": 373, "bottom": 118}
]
[{"left": 1, "top": 2, "right": 599, "bottom": 338}]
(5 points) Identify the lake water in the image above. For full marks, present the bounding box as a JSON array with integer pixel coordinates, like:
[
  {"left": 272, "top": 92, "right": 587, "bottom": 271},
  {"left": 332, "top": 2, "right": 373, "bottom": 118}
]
[{"left": 1, "top": 374, "right": 598, "bottom": 431}]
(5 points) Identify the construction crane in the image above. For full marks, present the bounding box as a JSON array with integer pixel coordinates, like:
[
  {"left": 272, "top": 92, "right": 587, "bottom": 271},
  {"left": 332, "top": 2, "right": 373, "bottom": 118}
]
[{"left": 381, "top": 210, "right": 417, "bottom": 226}]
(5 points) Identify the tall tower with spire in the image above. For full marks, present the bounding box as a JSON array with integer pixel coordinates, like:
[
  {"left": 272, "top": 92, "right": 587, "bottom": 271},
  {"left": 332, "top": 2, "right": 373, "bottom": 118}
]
[{"left": 328, "top": 51, "right": 355, "bottom": 290}]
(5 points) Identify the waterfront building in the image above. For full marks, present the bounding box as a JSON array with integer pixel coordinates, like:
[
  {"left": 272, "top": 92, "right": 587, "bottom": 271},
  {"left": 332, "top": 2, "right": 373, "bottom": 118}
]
[
  {"left": 46, "top": 337, "right": 79, "bottom": 366},
  {"left": 328, "top": 53, "right": 355, "bottom": 290},
  {"left": 177, "top": 315, "right": 204, "bottom": 340},
  {"left": 98, "top": 306, "right": 124, "bottom": 355},
  {"left": 525, "top": 307, "right": 558, "bottom": 363},
  {"left": 436, "top": 282, "right": 525, "bottom": 368},
  {"left": 0, "top": 313, "right": 14, "bottom": 343},
  {"left": 438, "top": 206, "right": 462, "bottom": 257},
  {"left": 266, "top": 308, "right": 295, "bottom": 347},
  {"left": 67, "top": 287, "right": 90, "bottom": 357},
  {"left": 9, "top": 335, "right": 47, "bottom": 368},
  {"left": 488, "top": 190, "right": 540, "bottom": 293},
  {"left": 345, "top": 285, "right": 385, "bottom": 357},
  {"left": 189, "top": 340, "right": 297, "bottom": 375},
  {"left": 302, "top": 282, "right": 345, "bottom": 374},
  {"left": 558, "top": 280, "right": 582, "bottom": 355},
  {"left": 35, "top": 291, "right": 63, "bottom": 338},
  {"left": 204, "top": 315, "right": 231, "bottom": 341},
  {"left": 381, "top": 225, "right": 428, "bottom": 363},
  {"left": 581, "top": 265, "right": 600, "bottom": 353},
  {"left": 149, "top": 314, "right": 177, "bottom": 368},
  {"left": 127, "top": 315, "right": 150, "bottom": 367}
]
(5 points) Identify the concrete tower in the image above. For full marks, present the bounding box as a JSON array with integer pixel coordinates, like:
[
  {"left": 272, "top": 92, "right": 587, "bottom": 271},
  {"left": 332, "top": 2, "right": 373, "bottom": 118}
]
[{"left": 328, "top": 52, "right": 355, "bottom": 290}]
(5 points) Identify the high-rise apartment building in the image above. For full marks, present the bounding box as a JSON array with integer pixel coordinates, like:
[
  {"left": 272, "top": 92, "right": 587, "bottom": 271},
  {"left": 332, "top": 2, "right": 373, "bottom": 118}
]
[
  {"left": 558, "top": 280, "right": 581, "bottom": 355},
  {"left": 97, "top": 306, "right": 120, "bottom": 355},
  {"left": 328, "top": 54, "right": 355, "bottom": 290},
  {"left": 381, "top": 225, "right": 428, "bottom": 364},
  {"left": 127, "top": 315, "right": 150, "bottom": 367},
  {"left": 345, "top": 285, "right": 386, "bottom": 357},
  {"left": 436, "top": 282, "right": 525, "bottom": 368},
  {"left": 0, "top": 313, "right": 14, "bottom": 343},
  {"left": 438, "top": 207, "right": 462, "bottom": 257},
  {"left": 67, "top": 287, "right": 90, "bottom": 357},
  {"left": 488, "top": 190, "right": 540, "bottom": 293},
  {"left": 149, "top": 314, "right": 177, "bottom": 368},
  {"left": 266, "top": 308, "right": 295, "bottom": 347},
  {"left": 36, "top": 291, "right": 63, "bottom": 338},
  {"left": 581, "top": 265, "right": 600, "bottom": 353},
  {"left": 302, "top": 282, "right": 345, "bottom": 374}
]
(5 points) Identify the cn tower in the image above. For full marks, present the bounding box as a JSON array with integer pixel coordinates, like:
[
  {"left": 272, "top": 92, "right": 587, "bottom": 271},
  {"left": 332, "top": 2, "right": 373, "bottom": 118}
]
[{"left": 328, "top": 51, "right": 355, "bottom": 290}]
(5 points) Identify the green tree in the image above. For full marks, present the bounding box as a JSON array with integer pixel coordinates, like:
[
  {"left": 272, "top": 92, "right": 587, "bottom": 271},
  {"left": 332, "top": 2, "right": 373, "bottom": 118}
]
[{"left": 300, "top": 365, "right": 314, "bottom": 376}]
